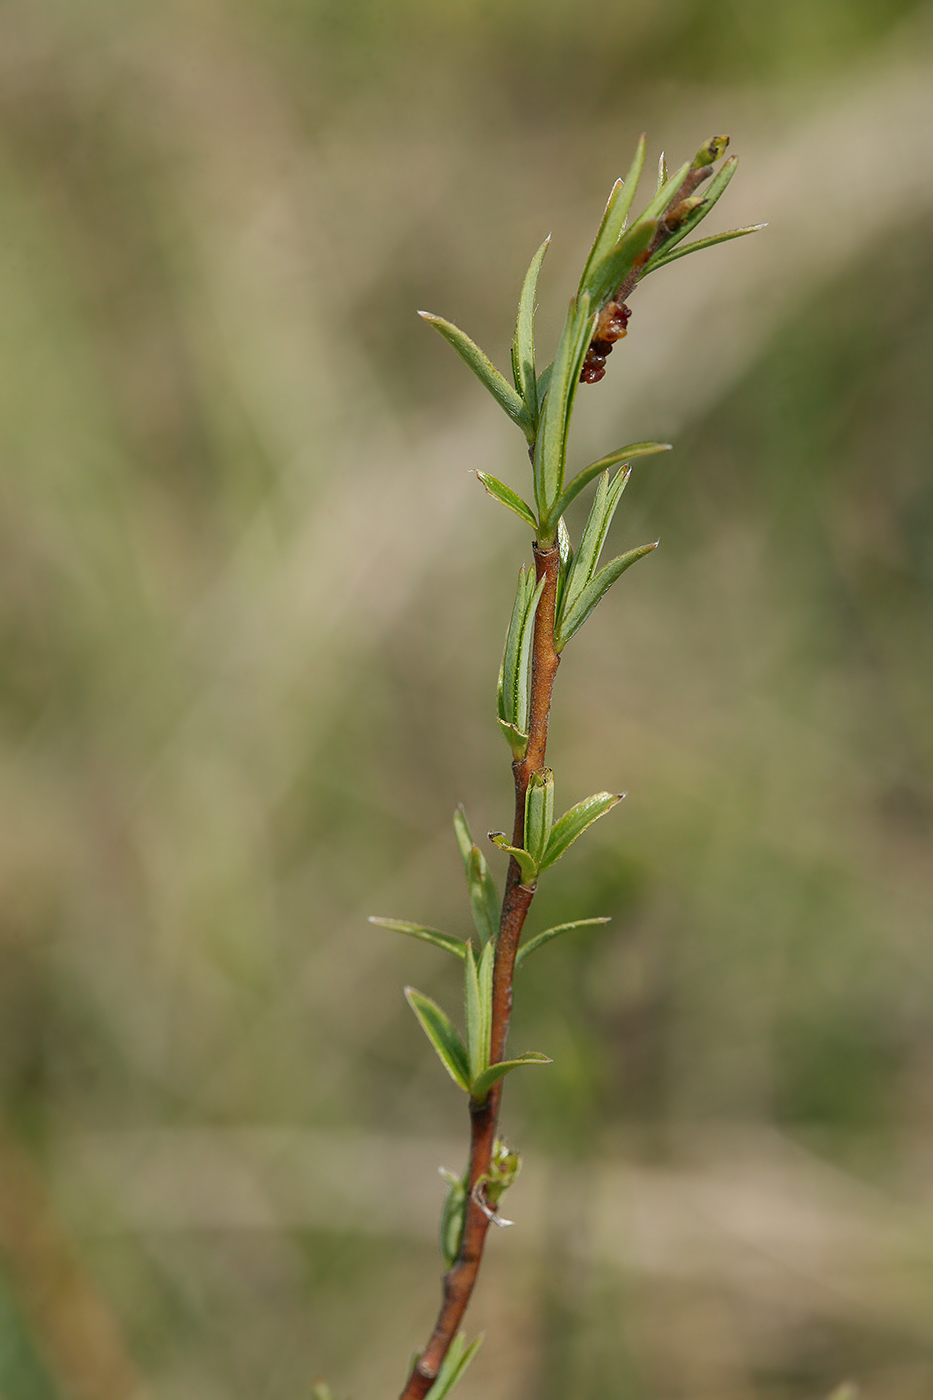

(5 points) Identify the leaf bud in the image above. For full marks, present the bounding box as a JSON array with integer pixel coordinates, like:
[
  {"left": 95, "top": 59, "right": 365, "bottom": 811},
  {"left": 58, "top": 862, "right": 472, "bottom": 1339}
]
[
  {"left": 692, "top": 135, "right": 729, "bottom": 169},
  {"left": 524, "top": 768, "right": 554, "bottom": 868},
  {"left": 484, "top": 1138, "right": 522, "bottom": 1207}
]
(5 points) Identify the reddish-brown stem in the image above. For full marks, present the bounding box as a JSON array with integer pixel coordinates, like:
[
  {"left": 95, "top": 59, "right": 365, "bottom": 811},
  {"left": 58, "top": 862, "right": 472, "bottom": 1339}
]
[
  {"left": 613, "top": 162, "right": 714, "bottom": 307},
  {"left": 399, "top": 542, "right": 561, "bottom": 1400}
]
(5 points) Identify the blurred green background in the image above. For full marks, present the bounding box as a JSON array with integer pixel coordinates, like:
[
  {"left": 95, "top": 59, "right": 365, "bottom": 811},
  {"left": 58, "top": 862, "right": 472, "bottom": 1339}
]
[{"left": 1, "top": 1, "right": 932, "bottom": 1398}]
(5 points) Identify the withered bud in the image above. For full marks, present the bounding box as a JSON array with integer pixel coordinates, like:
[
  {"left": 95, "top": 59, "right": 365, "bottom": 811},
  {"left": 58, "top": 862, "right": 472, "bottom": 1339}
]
[
  {"left": 663, "top": 195, "right": 705, "bottom": 231},
  {"left": 691, "top": 134, "right": 729, "bottom": 170}
]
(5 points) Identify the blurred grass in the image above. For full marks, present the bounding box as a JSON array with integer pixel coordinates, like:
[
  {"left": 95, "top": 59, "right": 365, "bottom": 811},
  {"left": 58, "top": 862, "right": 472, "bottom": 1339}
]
[{"left": 0, "top": 1, "right": 932, "bottom": 1398}]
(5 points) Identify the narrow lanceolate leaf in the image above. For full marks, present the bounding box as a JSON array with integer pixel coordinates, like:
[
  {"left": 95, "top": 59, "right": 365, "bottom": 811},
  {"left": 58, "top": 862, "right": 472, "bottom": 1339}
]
[
  {"left": 559, "top": 468, "right": 631, "bottom": 622},
  {"left": 405, "top": 988, "right": 471, "bottom": 1092},
  {"left": 453, "top": 807, "right": 500, "bottom": 943},
  {"left": 488, "top": 832, "right": 538, "bottom": 886},
  {"left": 516, "top": 917, "right": 611, "bottom": 968},
  {"left": 541, "top": 792, "right": 623, "bottom": 870},
  {"left": 471, "top": 1052, "right": 552, "bottom": 1103},
  {"left": 554, "top": 441, "right": 671, "bottom": 520},
  {"left": 478, "top": 940, "right": 494, "bottom": 1076},
  {"left": 655, "top": 150, "right": 668, "bottom": 192},
  {"left": 555, "top": 542, "right": 658, "bottom": 652},
  {"left": 498, "top": 569, "right": 545, "bottom": 749},
  {"left": 453, "top": 804, "right": 476, "bottom": 868},
  {"left": 511, "top": 234, "right": 550, "bottom": 420},
  {"left": 424, "top": 1333, "right": 484, "bottom": 1400},
  {"left": 578, "top": 134, "right": 647, "bottom": 300},
  {"left": 582, "top": 218, "right": 656, "bottom": 319},
  {"left": 513, "top": 573, "right": 545, "bottom": 737},
  {"left": 498, "top": 568, "right": 532, "bottom": 732},
  {"left": 418, "top": 312, "right": 533, "bottom": 439},
  {"left": 581, "top": 154, "right": 690, "bottom": 312},
  {"left": 476, "top": 473, "right": 538, "bottom": 530},
  {"left": 637, "top": 158, "right": 692, "bottom": 227},
  {"left": 644, "top": 154, "right": 739, "bottom": 268},
  {"left": 533, "top": 293, "right": 595, "bottom": 531},
  {"left": 464, "top": 942, "right": 494, "bottom": 1083},
  {"left": 467, "top": 848, "right": 499, "bottom": 944},
  {"left": 464, "top": 944, "right": 483, "bottom": 1082},
  {"left": 368, "top": 917, "right": 467, "bottom": 961},
  {"left": 647, "top": 223, "right": 766, "bottom": 272}
]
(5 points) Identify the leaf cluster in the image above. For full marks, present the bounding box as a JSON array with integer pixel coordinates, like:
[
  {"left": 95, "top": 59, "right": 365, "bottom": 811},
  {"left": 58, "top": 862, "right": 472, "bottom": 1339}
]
[{"left": 420, "top": 132, "right": 763, "bottom": 553}]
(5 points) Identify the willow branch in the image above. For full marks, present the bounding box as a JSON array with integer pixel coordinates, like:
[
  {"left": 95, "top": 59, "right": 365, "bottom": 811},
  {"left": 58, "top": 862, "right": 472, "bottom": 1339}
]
[{"left": 398, "top": 541, "right": 561, "bottom": 1400}]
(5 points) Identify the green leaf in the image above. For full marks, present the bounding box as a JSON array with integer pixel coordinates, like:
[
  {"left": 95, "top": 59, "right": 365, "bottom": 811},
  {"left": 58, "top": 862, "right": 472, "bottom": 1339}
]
[
  {"left": 582, "top": 156, "right": 690, "bottom": 311},
  {"left": 511, "top": 234, "right": 550, "bottom": 419},
  {"left": 418, "top": 311, "right": 533, "bottom": 439},
  {"left": 516, "top": 917, "right": 611, "bottom": 967},
  {"left": 513, "top": 573, "right": 545, "bottom": 738},
  {"left": 452, "top": 804, "right": 475, "bottom": 867},
  {"left": 541, "top": 792, "right": 623, "bottom": 869},
  {"left": 644, "top": 153, "right": 738, "bottom": 267},
  {"left": 559, "top": 468, "right": 631, "bottom": 623},
  {"left": 368, "top": 917, "right": 467, "bottom": 960},
  {"left": 438, "top": 1168, "right": 468, "bottom": 1268},
  {"left": 638, "top": 158, "right": 692, "bottom": 225},
  {"left": 453, "top": 807, "right": 500, "bottom": 943},
  {"left": 655, "top": 150, "right": 668, "bottom": 192},
  {"left": 464, "top": 942, "right": 493, "bottom": 1083},
  {"left": 532, "top": 293, "right": 595, "bottom": 531},
  {"left": 578, "top": 135, "right": 647, "bottom": 300},
  {"left": 476, "top": 472, "right": 538, "bottom": 530},
  {"left": 647, "top": 223, "right": 766, "bottom": 272},
  {"left": 471, "top": 1052, "right": 552, "bottom": 1103},
  {"left": 405, "top": 987, "right": 471, "bottom": 1092},
  {"left": 498, "top": 569, "right": 545, "bottom": 747},
  {"left": 583, "top": 214, "right": 655, "bottom": 314},
  {"left": 467, "top": 848, "right": 499, "bottom": 944},
  {"left": 555, "top": 541, "right": 658, "bottom": 650},
  {"left": 553, "top": 441, "right": 671, "bottom": 521},
  {"left": 424, "top": 1333, "right": 484, "bottom": 1400},
  {"left": 488, "top": 832, "right": 538, "bottom": 886},
  {"left": 497, "top": 567, "right": 532, "bottom": 730}
]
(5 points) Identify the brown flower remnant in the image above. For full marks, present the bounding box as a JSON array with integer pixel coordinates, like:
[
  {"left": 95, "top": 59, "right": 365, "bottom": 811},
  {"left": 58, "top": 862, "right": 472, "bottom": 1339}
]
[{"left": 580, "top": 298, "right": 631, "bottom": 384}]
